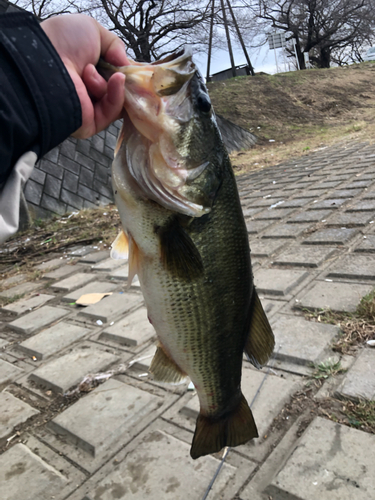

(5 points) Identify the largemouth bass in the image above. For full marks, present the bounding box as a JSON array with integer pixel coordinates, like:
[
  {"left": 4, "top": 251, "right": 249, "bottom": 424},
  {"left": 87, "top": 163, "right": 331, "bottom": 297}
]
[{"left": 99, "top": 50, "right": 275, "bottom": 459}]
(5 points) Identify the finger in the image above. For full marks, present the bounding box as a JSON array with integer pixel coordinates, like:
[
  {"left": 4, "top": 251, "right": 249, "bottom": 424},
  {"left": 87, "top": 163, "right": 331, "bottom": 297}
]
[
  {"left": 92, "top": 72, "right": 126, "bottom": 133},
  {"left": 82, "top": 64, "right": 107, "bottom": 100},
  {"left": 96, "top": 23, "right": 130, "bottom": 67}
]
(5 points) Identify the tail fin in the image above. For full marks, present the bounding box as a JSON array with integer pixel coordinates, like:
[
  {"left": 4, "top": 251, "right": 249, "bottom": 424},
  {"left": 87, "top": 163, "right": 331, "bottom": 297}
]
[{"left": 190, "top": 394, "right": 258, "bottom": 459}]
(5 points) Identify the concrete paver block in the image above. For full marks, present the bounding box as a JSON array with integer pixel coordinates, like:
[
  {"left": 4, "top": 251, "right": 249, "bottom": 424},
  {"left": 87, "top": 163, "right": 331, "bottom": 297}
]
[
  {"left": 354, "top": 234, "right": 375, "bottom": 252},
  {"left": 100, "top": 307, "right": 155, "bottom": 347},
  {"left": 346, "top": 200, "right": 375, "bottom": 211},
  {"left": 246, "top": 220, "right": 275, "bottom": 234},
  {"left": 248, "top": 197, "right": 284, "bottom": 208},
  {"left": 326, "top": 212, "right": 375, "bottom": 226},
  {"left": 35, "top": 257, "right": 65, "bottom": 271},
  {"left": 316, "top": 181, "right": 341, "bottom": 189},
  {"left": 0, "top": 274, "right": 26, "bottom": 288},
  {"left": 0, "top": 358, "right": 23, "bottom": 389},
  {"left": 271, "top": 314, "right": 340, "bottom": 365},
  {"left": 297, "top": 281, "right": 373, "bottom": 312},
  {"left": 281, "top": 198, "right": 311, "bottom": 208},
  {"left": 345, "top": 180, "right": 371, "bottom": 189},
  {"left": 309, "top": 198, "right": 347, "bottom": 210},
  {"left": 49, "top": 378, "right": 161, "bottom": 456},
  {"left": 337, "top": 348, "right": 375, "bottom": 401},
  {"left": 0, "top": 391, "right": 39, "bottom": 439},
  {"left": 129, "top": 344, "right": 156, "bottom": 373},
  {"left": 303, "top": 227, "right": 358, "bottom": 245},
  {"left": 79, "top": 250, "right": 110, "bottom": 264},
  {"left": 82, "top": 428, "right": 238, "bottom": 500},
  {"left": 254, "top": 208, "right": 295, "bottom": 220},
  {"left": 327, "top": 254, "right": 375, "bottom": 280},
  {"left": 28, "top": 345, "right": 119, "bottom": 393},
  {"left": 287, "top": 210, "right": 332, "bottom": 223},
  {"left": 108, "top": 264, "right": 129, "bottom": 280},
  {"left": 265, "top": 417, "right": 375, "bottom": 500},
  {"left": 272, "top": 246, "right": 337, "bottom": 268},
  {"left": 250, "top": 239, "right": 286, "bottom": 257},
  {"left": 8, "top": 305, "right": 70, "bottom": 335},
  {"left": 19, "top": 322, "right": 91, "bottom": 360},
  {"left": 51, "top": 272, "right": 96, "bottom": 292},
  {"left": 43, "top": 264, "right": 84, "bottom": 280},
  {"left": 262, "top": 223, "right": 311, "bottom": 239},
  {"left": 0, "top": 444, "right": 68, "bottom": 500},
  {"left": 68, "top": 246, "right": 97, "bottom": 257},
  {"left": 62, "top": 280, "right": 117, "bottom": 302},
  {"left": 1, "top": 293, "right": 54, "bottom": 315},
  {"left": 242, "top": 208, "right": 263, "bottom": 217},
  {"left": 92, "top": 258, "right": 126, "bottom": 272},
  {"left": 181, "top": 366, "right": 299, "bottom": 441},
  {"left": 0, "top": 281, "right": 41, "bottom": 299},
  {"left": 79, "top": 292, "right": 143, "bottom": 323},
  {"left": 331, "top": 189, "right": 363, "bottom": 198},
  {"left": 254, "top": 269, "right": 309, "bottom": 296}
]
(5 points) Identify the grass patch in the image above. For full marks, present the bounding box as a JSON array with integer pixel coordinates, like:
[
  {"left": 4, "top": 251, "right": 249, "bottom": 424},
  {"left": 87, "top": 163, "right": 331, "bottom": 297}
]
[
  {"left": 0, "top": 206, "right": 121, "bottom": 274},
  {"left": 300, "top": 292, "right": 375, "bottom": 355},
  {"left": 310, "top": 358, "right": 347, "bottom": 380},
  {"left": 0, "top": 294, "right": 25, "bottom": 307},
  {"left": 343, "top": 400, "right": 375, "bottom": 433},
  {"left": 357, "top": 289, "right": 375, "bottom": 323},
  {"left": 208, "top": 62, "right": 375, "bottom": 175}
]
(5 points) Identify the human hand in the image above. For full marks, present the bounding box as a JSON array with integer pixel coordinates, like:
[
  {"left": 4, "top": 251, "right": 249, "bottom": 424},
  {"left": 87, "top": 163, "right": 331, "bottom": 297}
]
[{"left": 41, "top": 14, "right": 129, "bottom": 139}]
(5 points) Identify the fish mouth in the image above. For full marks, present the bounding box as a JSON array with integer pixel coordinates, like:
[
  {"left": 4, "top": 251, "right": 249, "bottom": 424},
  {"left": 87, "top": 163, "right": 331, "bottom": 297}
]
[{"left": 108, "top": 49, "right": 216, "bottom": 217}]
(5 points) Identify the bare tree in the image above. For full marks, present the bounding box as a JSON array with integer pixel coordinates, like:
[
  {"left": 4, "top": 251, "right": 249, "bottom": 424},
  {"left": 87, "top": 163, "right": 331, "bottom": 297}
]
[
  {"left": 12, "top": 0, "right": 88, "bottom": 19},
  {"left": 94, "top": 0, "right": 215, "bottom": 61},
  {"left": 13, "top": 0, "right": 216, "bottom": 62},
  {"left": 244, "top": 0, "right": 375, "bottom": 69}
]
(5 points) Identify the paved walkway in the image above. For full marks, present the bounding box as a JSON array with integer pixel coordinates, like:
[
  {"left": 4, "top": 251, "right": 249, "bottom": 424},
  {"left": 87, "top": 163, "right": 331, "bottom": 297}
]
[{"left": 1, "top": 141, "right": 375, "bottom": 500}]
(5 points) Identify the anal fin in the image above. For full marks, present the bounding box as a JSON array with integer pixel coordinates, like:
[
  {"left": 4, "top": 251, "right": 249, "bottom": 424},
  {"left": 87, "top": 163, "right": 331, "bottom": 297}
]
[
  {"left": 149, "top": 345, "right": 187, "bottom": 385},
  {"left": 190, "top": 393, "right": 258, "bottom": 459},
  {"left": 244, "top": 288, "right": 275, "bottom": 368}
]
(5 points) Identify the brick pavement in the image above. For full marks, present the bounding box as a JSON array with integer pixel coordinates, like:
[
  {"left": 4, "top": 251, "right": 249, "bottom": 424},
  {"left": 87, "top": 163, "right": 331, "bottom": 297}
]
[{"left": 1, "top": 141, "right": 375, "bottom": 499}]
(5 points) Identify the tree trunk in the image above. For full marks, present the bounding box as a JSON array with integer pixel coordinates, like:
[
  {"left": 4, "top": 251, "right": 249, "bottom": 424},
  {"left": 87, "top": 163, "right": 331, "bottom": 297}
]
[
  {"left": 295, "top": 38, "right": 306, "bottom": 70},
  {"left": 319, "top": 47, "right": 331, "bottom": 68}
]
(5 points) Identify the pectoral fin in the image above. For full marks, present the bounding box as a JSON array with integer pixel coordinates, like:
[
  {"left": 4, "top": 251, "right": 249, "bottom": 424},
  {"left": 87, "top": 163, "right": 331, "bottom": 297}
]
[
  {"left": 110, "top": 230, "right": 129, "bottom": 260},
  {"left": 157, "top": 217, "right": 203, "bottom": 280},
  {"left": 149, "top": 345, "right": 188, "bottom": 384},
  {"left": 244, "top": 288, "right": 275, "bottom": 369}
]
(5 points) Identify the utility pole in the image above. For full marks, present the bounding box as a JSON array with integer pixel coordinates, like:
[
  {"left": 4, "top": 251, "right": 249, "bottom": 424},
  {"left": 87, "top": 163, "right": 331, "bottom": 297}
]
[
  {"left": 220, "top": 0, "right": 236, "bottom": 78},
  {"left": 206, "top": 0, "right": 215, "bottom": 82},
  {"left": 206, "top": 0, "right": 254, "bottom": 80},
  {"left": 225, "top": 0, "right": 254, "bottom": 76}
]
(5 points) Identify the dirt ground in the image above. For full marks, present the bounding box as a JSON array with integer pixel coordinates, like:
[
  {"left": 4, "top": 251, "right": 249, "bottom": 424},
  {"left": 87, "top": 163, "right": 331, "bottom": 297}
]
[{"left": 208, "top": 62, "right": 375, "bottom": 173}]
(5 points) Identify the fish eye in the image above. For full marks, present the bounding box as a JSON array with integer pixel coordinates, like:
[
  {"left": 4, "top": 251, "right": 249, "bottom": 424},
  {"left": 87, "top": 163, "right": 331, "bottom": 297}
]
[{"left": 197, "top": 93, "right": 211, "bottom": 113}]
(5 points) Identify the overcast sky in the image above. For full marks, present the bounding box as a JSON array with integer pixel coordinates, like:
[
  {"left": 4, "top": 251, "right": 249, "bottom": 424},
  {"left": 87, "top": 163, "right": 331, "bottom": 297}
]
[{"left": 194, "top": 44, "right": 292, "bottom": 77}]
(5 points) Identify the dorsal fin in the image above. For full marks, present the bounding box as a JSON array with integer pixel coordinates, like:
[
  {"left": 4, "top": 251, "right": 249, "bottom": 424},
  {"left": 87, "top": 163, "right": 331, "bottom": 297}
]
[
  {"left": 110, "top": 230, "right": 129, "bottom": 260},
  {"left": 244, "top": 288, "right": 275, "bottom": 369}
]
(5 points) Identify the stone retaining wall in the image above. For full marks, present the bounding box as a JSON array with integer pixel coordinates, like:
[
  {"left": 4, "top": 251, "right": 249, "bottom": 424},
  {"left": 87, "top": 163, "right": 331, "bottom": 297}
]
[
  {"left": 24, "top": 121, "right": 122, "bottom": 219},
  {"left": 24, "top": 116, "right": 256, "bottom": 219},
  {"left": 216, "top": 114, "right": 257, "bottom": 153}
]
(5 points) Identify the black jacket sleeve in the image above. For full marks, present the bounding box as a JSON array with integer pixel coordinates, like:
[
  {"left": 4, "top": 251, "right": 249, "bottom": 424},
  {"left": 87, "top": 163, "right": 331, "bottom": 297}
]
[{"left": 0, "top": 12, "right": 82, "bottom": 184}]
